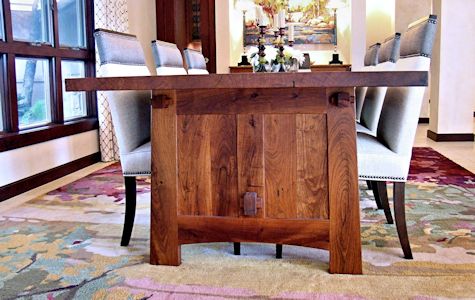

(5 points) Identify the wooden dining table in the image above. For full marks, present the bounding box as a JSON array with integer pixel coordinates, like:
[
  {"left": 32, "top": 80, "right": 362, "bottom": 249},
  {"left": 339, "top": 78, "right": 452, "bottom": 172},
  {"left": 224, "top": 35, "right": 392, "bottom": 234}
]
[{"left": 66, "top": 71, "right": 428, "bottom": 274}]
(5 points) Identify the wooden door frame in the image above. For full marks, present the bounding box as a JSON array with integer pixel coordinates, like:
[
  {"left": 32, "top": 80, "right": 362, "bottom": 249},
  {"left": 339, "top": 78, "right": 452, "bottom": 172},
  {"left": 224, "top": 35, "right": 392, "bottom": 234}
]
[{"left": 155, "top": 0, "right": 216, "bottom": 73}]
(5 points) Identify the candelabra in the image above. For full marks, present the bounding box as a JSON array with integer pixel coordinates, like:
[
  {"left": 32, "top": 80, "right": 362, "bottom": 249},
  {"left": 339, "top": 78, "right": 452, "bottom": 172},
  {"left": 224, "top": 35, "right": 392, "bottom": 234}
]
[
  {"left": 277, "top": 27, "right": 286, "bottom": 72},
  {"left": 256, "top": 25, "right": 268, "bottom": 72}
]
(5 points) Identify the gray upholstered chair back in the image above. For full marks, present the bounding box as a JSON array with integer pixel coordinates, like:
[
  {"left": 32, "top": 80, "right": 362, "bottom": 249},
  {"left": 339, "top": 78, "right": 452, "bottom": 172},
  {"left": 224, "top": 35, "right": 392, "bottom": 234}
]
[
  {"left": 379, "top": 33, "right": 401, "bottom": 64},
  {"left": 376, "top": 15, "right": 437, "bottom": 165},
  {"left": 356, "top": 43, "right": 381, "bottom": 121},
  {"left": 364, "top": 43, "right": 381, "bottom": 67},
  {"left": 95, "top": 29, "right": 151, "bottom": 159},
  {"left": 184, "top": 48, "right": 209, "bottom": 75},
  {"left": 359, "top": 33, "right": 401, "bottom": 134},
  {"left": 151, "top": 40, "right": 188, "bottom": 75}
]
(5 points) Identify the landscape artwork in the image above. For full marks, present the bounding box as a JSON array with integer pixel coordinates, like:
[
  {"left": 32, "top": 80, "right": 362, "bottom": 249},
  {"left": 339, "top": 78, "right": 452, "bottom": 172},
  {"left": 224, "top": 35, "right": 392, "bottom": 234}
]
[{"left": 244, "top": 0, "right": 337, "bottom": 50}]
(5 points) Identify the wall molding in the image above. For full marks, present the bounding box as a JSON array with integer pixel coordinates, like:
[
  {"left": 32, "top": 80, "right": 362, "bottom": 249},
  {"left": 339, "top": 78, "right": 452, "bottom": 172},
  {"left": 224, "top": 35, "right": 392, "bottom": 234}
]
[
  {"left": 427, "top": 130, "right": 475, "bottom": 142},
  {"left": 0, "top": 152, "right": 101, "bottom": 202}
]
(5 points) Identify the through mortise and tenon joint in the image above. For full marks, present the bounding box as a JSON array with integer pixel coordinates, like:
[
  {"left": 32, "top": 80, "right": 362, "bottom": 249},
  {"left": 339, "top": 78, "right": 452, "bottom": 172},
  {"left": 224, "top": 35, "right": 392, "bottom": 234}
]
[
  {"left": 330, "top": 92, "right": 352, "bottom": 107},
  {"left": 243, "top": 192, "right": 263, "bottom": 216}
]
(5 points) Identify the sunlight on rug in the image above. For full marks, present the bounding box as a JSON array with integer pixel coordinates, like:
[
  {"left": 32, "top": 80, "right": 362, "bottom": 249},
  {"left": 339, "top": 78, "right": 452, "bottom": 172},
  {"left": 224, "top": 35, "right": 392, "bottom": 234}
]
[{"left": 1, "top": 147, "right": 474, "bottom": 299}]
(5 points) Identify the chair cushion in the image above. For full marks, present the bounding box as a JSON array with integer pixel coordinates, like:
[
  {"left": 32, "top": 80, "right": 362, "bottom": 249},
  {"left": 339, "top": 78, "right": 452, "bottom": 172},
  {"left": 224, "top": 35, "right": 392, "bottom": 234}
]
[
  {"left": 121, "top": 142, "right": 151, "bottom": 176},
  {"left": 357, "top": 133, "right": 409, "bottom": 182}
]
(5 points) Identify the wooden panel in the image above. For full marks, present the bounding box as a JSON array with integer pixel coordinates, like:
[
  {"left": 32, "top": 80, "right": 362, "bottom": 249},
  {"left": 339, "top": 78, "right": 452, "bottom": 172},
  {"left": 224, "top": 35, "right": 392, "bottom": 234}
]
[
  {"left": 66, "top": 71, "right": 429, "bottom": 92},
  {"left": 326, "top": 89, "right": 362, "bottom": 274},
  {"left": 209, "top": 115, "right": 239, "bottom": 216},
  {"left": 237, "top": 114, "right": 265, "bottom": 218},
  {"left": 264, "top": 115, "right": 297, "bottom": 218},
  {"left": 151, "top": 93, "right": 181, "bottom": 266},
  {"left": 178, "top": 216, "right": 329, "bottom": 249},
  {"left": 176, "top": 88, "right": 327, "bottom": 115},
  {"left": 296, "top": 114, "right": 329, "bottom": 219},
  {"left": 177, "top": 115, "right": 212, "bottom": 215}
]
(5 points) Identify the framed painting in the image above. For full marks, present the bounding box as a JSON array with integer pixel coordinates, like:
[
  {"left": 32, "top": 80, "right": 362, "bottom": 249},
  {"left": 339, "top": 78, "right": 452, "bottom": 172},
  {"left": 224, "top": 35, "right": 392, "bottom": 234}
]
[{"left": 243, "top": 0, "right": 337, "bottom": 50}]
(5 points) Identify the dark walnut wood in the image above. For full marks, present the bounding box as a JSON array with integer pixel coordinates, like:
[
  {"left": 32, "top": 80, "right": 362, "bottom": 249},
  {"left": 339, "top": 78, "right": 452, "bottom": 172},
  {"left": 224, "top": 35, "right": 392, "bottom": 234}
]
[
  {"left": 67, "top": 73, "right": 427, "bottom": 274},
  {"left": 66, "top": 71, "right": 428, "bottom": 92}
]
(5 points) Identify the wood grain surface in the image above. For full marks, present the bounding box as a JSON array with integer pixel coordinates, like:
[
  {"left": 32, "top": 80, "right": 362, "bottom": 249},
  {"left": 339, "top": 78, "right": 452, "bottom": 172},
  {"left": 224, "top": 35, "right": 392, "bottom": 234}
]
[
  {"left": 237, "top": 114, "right": 265, "bottom": 218},
  {"left": 178, "top": 216, "right": 330, "bottom": 249},
  {"left": 66, "top": 71, "right": 428, "bottom": 92},
  {"left": 150, "top": 92, "right": 181, "bottom": 266},
  {"left": 176, "top": 88, "right": 327, "bottom": 115},
  {"left": 326, "top": 89, "right": 362, "bottom": 274}
]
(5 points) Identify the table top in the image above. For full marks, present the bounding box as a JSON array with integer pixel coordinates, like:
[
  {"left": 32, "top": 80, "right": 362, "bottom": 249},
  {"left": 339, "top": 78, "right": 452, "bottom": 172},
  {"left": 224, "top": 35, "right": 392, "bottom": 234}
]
[{"left": 66, "top": 71, "right": 428, "bottom": 92}]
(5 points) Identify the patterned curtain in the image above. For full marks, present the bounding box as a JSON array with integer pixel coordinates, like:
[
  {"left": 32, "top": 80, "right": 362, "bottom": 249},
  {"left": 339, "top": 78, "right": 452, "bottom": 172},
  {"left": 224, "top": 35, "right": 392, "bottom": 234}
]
[{"left": 94, "top": 0, "right": 128, "bottom": 161}]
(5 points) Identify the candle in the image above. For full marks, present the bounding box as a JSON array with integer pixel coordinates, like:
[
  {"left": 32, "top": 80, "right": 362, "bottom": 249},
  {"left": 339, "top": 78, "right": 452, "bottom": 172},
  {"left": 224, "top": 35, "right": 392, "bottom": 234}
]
[
  {"left": 288, "top": 24, "right": 294, "bottom": 41},
  {"left": 260, "top": 13, "right": 269, "bottom": 26},
  {"left": 278, "top": 10, "right": 286, "bottom": 28},
  {"left": 273, "top": 13, "right": 280, "bottom": 29},
  {"left": 256, "top": 6, "right": 266, "bottom": 26}
]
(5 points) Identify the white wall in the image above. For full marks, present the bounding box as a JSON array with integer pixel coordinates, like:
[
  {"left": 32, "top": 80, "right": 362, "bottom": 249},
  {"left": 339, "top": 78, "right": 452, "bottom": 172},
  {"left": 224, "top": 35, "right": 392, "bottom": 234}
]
[
  {"left": 127, "top": 0, "right": 157, "bottom": 74},
  {"left": 0, "top": 130, "right": 99, "bottom": 187},
  {"left": 366, "top": 0, "right": 395, "bottom": 47},
  {"left": 429, "top": 0, "right": 475, "bottom": 135}
]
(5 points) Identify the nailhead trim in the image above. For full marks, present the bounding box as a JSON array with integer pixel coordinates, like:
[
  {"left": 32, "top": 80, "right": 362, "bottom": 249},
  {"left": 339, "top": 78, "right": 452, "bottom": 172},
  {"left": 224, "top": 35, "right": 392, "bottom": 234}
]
[
  {"left": 123, "top": 171, "right": 151, "bottom": 176},
  {"left": 359, "top": 174, "right": 406, "bottom": 181}
]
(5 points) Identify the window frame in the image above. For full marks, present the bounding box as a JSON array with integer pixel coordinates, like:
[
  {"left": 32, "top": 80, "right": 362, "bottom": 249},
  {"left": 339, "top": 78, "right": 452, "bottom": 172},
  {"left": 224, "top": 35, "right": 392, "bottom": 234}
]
[{"left": 0, "top": 0, "right": 97, "bottom": 153}]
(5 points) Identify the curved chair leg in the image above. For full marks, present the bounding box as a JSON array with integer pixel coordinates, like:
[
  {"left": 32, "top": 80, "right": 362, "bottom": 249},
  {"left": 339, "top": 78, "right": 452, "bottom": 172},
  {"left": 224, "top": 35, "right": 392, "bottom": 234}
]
[
  {"left": 366, "top": 180, "right": 373, "bottom": 190},
  {"left": 370, "top": 181, "right": 383, "bottom": 209},
  {"left": 233, "top": 242, "right": 241, "bottom": 255},
  {"left": 121, "top": 176, "right": 137, "bottom": 246},
  {"left": 393, "top": 182, "right": 413, "bottom": 259},
  {"left": 276, "top": 244, "right": 283, "bottom": 259},
  {"left": 374, "top": 181, "right": 394, "bottom": 224}
]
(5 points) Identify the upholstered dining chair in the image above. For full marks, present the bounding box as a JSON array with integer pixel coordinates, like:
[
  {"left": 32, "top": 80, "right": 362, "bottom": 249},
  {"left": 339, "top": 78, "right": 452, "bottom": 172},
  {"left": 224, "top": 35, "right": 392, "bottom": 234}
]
[
  {"left": 358, "top": 15, "right": 438, "bottom": 259},
  {"left": 357, "top": 33, "right": 401, "bottom": 136},
  {"left": 151, "top": 40, "right": 188, "bottom": 75},
  {"left": 95, "top": 29, "right": 152, "bottom": 247},
  {"left": 183, "top": 48, "right": 209, "bottom": 74},
  {"left": 355, "top": 43, "right": 380, "bottom": 122}
]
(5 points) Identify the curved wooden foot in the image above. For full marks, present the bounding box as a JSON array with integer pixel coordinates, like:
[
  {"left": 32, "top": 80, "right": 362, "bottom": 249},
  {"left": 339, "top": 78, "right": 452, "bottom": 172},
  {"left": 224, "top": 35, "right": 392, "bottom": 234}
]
[
  {"left": 121, "top": 176, "right": 137, "bottom": 246},
  {"left": 276, "top": 244, "right": 283, "bottom": 259},
  {"left": 233, "top": 242, "right": 241, "bottom": 255},
  {"left": 373, "top": 181, "right": 393, "bottom": 224},
  {"left": 394, "top": 182, "right": 413, "bottom": 259}
]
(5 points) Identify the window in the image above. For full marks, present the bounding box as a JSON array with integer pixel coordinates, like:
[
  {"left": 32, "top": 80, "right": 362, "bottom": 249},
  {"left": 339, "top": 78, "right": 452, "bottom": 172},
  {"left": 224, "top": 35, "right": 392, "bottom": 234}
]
[
  {"left": 62, "top": 60, "right": 86, "bottom": 120},
  {"left": 58, "top": 0, "right": 86, "bottom": 48},
  {"left": 0, "top": 0, "right": 96, "bottom": 152},
  {"left": 0, "top": 4, "right": 4, "bottom": 41},
  {"left": 10, "top": 0, "right": 53, "bottom": 44},
  {"left": 16, "top": 58, "right": 51, "bottom": 129}
]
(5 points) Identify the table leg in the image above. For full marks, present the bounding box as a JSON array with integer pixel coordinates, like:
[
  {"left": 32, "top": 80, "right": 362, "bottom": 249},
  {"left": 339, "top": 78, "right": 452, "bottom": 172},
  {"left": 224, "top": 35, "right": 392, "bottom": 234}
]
[
  {"left": 326, "top": 90, "right": 362, "bottom": 274},
  {"left": 150, "top": 92, "right": 181, "bottom": 266}
]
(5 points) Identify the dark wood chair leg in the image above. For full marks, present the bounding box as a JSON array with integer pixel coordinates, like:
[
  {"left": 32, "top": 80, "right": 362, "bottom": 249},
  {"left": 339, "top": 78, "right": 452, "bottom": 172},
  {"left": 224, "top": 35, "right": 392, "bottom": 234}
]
[
  {"left": 375, "top": 181, "right": 394, "bottom": 224},
  {"left": 233, "top": 242, "right": 241, "bottom": 255},
  {"left": 121, "top": 176, "right": 136, "bottom": 246},
  {"left": 366, "top": 180, "right": 373, "bottom": 190},
  {"left": 276, "top": 244, "right": 283, "bottom": 259},
  {"left": 370, "top": 180, "right": 383, "bottom": 209},
  {"left": 393, "top": 182, "right": 413, "bottom": 259}
]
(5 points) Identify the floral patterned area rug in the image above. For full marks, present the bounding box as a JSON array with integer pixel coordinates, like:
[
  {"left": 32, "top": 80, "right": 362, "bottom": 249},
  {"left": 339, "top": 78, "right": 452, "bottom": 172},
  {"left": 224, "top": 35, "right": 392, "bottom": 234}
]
[{"left": 1, "top": 147, "right": 474, "bottom": 299}]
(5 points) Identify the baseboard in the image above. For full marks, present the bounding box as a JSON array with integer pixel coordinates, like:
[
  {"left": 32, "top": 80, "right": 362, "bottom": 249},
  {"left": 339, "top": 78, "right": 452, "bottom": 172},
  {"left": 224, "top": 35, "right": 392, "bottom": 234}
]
[
  {"left": 0, "top": 152, "right": 101, "bottom": 202},
  {"left": 418, "top": 117, "right": 429, "bottom": 124},
  {"left": 427, "top": 130, "right": 475, "bottom": 142}
]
